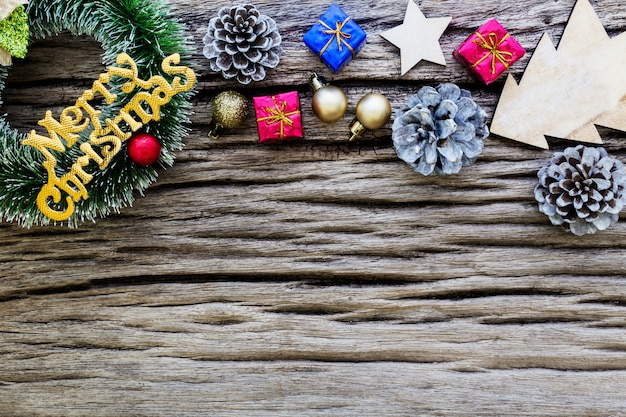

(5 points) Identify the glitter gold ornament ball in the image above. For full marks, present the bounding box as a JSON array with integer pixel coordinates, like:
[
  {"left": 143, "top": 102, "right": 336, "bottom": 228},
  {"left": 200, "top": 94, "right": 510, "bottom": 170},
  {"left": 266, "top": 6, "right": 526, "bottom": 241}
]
[{"left": 208, "top": 90, "right": 249, "bottom": 139}]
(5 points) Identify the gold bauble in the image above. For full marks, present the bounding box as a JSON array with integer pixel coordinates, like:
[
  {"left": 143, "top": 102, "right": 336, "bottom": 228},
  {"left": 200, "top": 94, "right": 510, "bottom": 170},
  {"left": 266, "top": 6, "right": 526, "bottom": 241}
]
[
  {"left": 355, "top": 93, "right": 392, "bottom": 130},
  {"left": 348, "top": 93, "right": 392, "bottom": 141},
  {"left": 208, "top": 90, "right": 249, "bottom": 139},
  {"left": 213, "top": 90, "right": 249, "bottom": 128},
  {"left": 312, "top": 85, "right": 348, "bottom": 123}
]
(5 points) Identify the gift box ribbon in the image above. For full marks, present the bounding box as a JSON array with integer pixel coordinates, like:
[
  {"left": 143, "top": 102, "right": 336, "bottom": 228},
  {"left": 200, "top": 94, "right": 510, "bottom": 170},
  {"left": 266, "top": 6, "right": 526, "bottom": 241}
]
[
  {"left": 256, "top": 96, "right": 300, "bottom": 139},
  {"left": 318, "top": 17, "right": 354, "bottom": 57},
  {"left": 471, "top": 32, "right": 514, "bottom": 75}
]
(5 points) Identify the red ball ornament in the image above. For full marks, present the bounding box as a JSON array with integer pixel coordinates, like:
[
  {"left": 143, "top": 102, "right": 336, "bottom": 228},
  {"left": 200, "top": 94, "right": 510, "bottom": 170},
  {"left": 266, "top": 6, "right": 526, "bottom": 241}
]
[{"left": 127, "top": 133, "right": 162, "bottom": 166}]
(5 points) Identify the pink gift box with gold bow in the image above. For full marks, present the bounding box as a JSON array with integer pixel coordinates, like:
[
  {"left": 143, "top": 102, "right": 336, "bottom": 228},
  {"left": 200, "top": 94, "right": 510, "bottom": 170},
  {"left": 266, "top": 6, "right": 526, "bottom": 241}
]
[
  {"left": 453, "top": 19, "right": 525, "bottom": 85},
  {"left": 253, "top": 91, "right": 303, "bottom": 143}
]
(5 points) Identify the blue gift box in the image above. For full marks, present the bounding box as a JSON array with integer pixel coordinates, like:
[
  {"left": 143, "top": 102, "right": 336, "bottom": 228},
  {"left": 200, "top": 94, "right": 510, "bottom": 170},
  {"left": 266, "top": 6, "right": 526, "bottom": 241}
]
[{"left": 303, "top": 4, "right": 366, "bottom": 72}]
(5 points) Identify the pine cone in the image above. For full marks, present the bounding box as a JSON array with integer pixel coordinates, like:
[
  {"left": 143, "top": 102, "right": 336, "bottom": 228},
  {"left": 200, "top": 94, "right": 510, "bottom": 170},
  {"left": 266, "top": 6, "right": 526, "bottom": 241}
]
[
  {"left": 534, "top": 145, "right": 626, "bottom": 236},
  {"left": 392, "top": 83, "right": 489, "bottom": 176},
  {"left": 203, "top": 4, "right": 282, "bottom": 85}
]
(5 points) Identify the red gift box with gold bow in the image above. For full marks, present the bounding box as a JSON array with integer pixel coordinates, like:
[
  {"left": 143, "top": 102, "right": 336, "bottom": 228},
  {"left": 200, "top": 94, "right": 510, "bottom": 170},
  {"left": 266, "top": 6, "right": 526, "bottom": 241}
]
[
  {"left": 253, "top": 91, "right": 303, "bottom": 143},
  {"left": 453, "top": 19, "right": 525, "bottom": 85}
]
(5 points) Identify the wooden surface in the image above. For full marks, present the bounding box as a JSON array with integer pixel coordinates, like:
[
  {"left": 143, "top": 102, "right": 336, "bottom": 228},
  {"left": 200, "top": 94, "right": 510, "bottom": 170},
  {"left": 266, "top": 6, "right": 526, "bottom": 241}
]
[{"left": 2, "top": 0, "right": 626, "bottom": 415}]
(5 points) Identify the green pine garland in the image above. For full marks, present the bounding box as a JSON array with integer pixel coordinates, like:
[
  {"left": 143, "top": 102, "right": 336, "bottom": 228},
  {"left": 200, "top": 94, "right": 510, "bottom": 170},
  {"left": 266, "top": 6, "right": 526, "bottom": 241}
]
[{"left": 0, "top": 0, "right": 195, "bottom": 227}]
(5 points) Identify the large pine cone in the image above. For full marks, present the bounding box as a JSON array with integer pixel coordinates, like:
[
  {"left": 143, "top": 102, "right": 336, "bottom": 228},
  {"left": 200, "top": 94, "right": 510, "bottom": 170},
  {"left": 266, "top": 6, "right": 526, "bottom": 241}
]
[
  {"left": 534, "top": 145, "right": 626, "bottom": 236},
  {"left": 392, "top": 83, "right": 489, "bottom": 176},
  {"left": 203, "top": 4, "right": 282, "bottom": 85}
]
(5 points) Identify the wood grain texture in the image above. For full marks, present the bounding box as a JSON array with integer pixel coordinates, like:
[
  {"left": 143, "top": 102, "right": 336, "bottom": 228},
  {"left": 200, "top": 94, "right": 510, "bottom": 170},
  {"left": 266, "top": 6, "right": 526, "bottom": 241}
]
[{"left": 1, "top": 0, "right": 626, "bottom": 415}]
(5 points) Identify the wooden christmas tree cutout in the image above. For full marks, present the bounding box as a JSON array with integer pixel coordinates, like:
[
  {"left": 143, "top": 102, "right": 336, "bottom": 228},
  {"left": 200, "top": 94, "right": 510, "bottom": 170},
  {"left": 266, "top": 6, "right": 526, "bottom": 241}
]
[
  {"left": 490, "top": 0, "right": 626, "bottom": 149},
  {"left": 380, "top": 0, "right": 451, "bottom": 76}
]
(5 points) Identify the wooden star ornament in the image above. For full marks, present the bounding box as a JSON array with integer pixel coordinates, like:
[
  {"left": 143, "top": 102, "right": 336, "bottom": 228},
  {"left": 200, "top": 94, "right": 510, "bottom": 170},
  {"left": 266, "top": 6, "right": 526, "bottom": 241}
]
[{"left": 380, "top": 0, "right": 451, "bottom": 76}]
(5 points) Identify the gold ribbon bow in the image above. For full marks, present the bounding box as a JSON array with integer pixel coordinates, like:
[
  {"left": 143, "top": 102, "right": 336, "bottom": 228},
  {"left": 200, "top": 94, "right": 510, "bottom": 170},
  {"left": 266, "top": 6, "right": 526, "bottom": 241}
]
[
  {"left": 471, "top": 32, "right": 514, "bottom": 75},
  {"left": 256, "top": 96, "right": 300, "bottom": 139},
  {"left": 318, "top": 17, "right": 354, "bottom": 57}
]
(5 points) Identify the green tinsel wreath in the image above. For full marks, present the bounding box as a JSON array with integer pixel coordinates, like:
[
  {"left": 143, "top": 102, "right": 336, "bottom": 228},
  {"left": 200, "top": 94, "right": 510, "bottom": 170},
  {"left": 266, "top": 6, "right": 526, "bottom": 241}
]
[{"left": 0, "top": 0, "right": 195, "bottom": 227}]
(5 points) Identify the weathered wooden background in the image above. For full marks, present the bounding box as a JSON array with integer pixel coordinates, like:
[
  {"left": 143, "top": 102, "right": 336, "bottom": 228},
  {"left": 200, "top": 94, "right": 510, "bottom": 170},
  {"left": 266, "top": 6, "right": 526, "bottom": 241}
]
[{"left": 2, "top": 0, "right": 626, "bottom": 415}]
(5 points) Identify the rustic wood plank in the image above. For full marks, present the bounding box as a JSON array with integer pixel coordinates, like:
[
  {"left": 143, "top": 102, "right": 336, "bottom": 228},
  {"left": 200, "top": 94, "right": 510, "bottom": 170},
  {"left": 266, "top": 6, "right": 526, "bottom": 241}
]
[
  {"left": 2, "top": 0, "right": 626, "bottom": 415},
  {"left": 2, "top": 282, "right": 626, "bottom": 416}
]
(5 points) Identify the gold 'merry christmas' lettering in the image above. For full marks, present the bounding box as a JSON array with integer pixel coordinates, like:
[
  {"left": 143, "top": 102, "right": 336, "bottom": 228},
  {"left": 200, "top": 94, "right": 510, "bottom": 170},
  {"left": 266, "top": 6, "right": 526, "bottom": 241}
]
[{"left": 22, "top": 53, "right": 196, "bottom": 221}]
